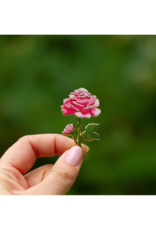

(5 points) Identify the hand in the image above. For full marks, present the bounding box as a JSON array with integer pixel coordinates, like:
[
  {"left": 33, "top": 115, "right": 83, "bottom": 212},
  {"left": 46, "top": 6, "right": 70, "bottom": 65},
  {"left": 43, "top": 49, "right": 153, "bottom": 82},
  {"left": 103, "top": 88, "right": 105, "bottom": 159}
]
[{"left": 0, "top": 134, "right": 89, "bottom": 195}]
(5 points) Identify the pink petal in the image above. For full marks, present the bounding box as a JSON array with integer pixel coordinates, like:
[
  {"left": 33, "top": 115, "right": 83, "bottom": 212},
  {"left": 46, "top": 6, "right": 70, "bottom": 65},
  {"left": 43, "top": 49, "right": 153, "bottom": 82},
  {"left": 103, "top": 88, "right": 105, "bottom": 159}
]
[
  {"left": 63, "top": 98, "right": 72, "bottom": 104},
  {"left": 81, "top": 106, "right": 92, "bottom": 113},
  {"left": 75, "top": 112, "right": 91, "bottom": 118},
  {"left": 74, "top": 90, "right": 81, "bottom": 95},
  {"left": 61, "top": 106, "right": 76, "bottom": 115},
  {"left": 78, "top": 88, "right": 88, "bottom": 92},
  {"left": 63, "top": 98, "right": 79, "bottom": 110},
  {"left": 81, "top": 101, "right": 99, "bottom": 112},
  {"left": 64, "top": 103, "right": 73, "bottom": 109},
  {"left": 94, "top": 98, "right": 100, "bottom": 108},
  {"left": 69, "top": 124, "right": 74, "bottom": 132},
  {"left": 66, "top": 126, "right": 70, "bottom": 131},
  {"left": 77, "top": 95, "right": 88, "bottom": 99},
  {"left": 62, "top": 130, "right": 70, "bottom": 135},
  {"left": 63, "top": 124, "right": 74, "bottom": 134},
  {"left": 64, "top": 102, "right": 79, "bottom": 111},
  {"left": 87, "top": 96, "right": 96, "bottom": 106},
  {"left": 66, "top": 124, "right": 74, "bottom": 132},
  {"left": 73, "top": 101, "right": 85, "bottom": 110},
  {"left": 69, "top": 94, "right": 78, "bottom": 100},
  {"left": 76, "top": 95, "right": 83, "bottom": 98},
  {"left": 90, "top": 108, "right": 101, "bottom": 117},
  {"left": 76, "top": 99, "right": 90, "bottom": 106},
  {"left": 87, "top": 93, "right": 91, "bottom": 98}
]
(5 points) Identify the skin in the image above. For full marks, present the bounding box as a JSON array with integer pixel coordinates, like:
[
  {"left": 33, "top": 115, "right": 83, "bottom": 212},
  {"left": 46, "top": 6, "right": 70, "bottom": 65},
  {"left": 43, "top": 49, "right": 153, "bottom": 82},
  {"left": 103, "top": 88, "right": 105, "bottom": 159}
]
[{"left": 0, "top": 134, "right": 88, "bottom": 195}]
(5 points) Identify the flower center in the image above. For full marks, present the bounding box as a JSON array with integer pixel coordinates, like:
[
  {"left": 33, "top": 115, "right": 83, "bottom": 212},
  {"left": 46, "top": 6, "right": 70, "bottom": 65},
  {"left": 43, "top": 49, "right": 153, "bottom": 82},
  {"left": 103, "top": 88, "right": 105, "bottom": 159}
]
[{"left": 79, "top": 91, "right": 88, "bottom": 97}]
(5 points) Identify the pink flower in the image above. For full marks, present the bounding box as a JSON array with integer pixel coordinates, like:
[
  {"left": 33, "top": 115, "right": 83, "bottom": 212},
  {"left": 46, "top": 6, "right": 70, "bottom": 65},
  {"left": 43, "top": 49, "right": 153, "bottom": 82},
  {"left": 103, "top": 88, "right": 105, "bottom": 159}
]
[
  {"left": 61, "top": 88, "right": 101, "bottom": 118},
  {"left": 62, "top": 124, "right": 74, "bottom": 135}
]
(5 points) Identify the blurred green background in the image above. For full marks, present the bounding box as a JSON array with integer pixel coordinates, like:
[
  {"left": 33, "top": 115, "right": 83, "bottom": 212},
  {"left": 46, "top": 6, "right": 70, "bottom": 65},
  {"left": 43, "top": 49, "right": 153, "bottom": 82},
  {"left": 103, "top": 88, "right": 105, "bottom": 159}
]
[{"left": 0, "top": 35, "right": 156, "bottom": 195}]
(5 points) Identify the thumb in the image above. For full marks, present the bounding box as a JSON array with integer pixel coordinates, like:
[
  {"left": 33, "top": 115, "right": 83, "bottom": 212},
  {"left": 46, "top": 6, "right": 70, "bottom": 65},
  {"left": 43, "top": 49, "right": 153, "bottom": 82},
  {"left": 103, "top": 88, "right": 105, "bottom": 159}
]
[{"left": 24, "top": 146, "right": 83, "bottom": 195}]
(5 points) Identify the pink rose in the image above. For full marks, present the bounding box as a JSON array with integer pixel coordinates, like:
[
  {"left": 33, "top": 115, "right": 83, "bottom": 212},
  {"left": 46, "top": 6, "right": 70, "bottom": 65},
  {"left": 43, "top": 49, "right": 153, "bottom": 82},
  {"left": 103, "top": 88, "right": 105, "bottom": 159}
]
[
  {"left": 62, "top": 124, "right": 74, "bottom": 135},
  {"left": 61, "top": 88, "right": 101, "bottom": 118}
]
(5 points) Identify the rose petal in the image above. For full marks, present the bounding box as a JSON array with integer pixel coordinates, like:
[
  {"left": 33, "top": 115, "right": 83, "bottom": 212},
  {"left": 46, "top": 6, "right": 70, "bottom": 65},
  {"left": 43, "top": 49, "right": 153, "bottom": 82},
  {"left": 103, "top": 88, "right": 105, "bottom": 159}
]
[
  {"left": 66, "top": 126, "right": 71, "bottom": 131},
  {"left": 69, "top": 124, "right": 74, "bottom": 132},
  {"left": 81, "top": 106, "right": 92, "bottom": 113},
  {"left": 64, "top": 101, "right": 79, "bottom": 111},
  {"left": 75, "top": 112, "right": 91, "bottom": 118},
  {"left": 64, "top": 103, "right": 73, "bottom": 109},
  {"left": 78, "top": 88, "right": 88, "bottom": 92},
  {"left": 73, "top": 101, "right": 85, "bottom": 110},
  {"left": 74, "top": 90, "right": 81, "bottom": 96},
  {"left": 61, "top": 106, "right": 76, "bottom": 115},
  {"left": 69, "top": 94, "right": 78, "bottom": 100},
  {"left": 66, "top": 124, "right": 73, "bottom": 132},
  {"left": 90, "top": 108, "right": 101, "bottom": 117},
  {"left": 62, "top": 130, "right": 70, "bottom": 135},
  {"left": 87, "top": 96, "right": 96, "bottom": 106},
  {"left": 94, "top": 98, "right": 100, "bottom": 108},
  {"left": 87, "top": 93, "right": 91, "bottom": 98},
  {"left": 77, "top": 95, "right": 88, "bottom": 99},
  {"left": 63, "top": 98, "right": 72, "bottom": 104},
  {"left": 81, "top": 101, "right": 99, "bottom": 112},
  {"left": 76, "top": 99, "right": 89, "bottom": 106}
]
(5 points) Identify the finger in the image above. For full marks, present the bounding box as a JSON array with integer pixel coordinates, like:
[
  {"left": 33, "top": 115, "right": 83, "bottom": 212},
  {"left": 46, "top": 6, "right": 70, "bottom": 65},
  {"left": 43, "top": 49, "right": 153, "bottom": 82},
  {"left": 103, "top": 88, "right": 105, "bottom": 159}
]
[
  {"left": 23, "top": 146, "right": 83, "bottom": 195},
  {"left": 0, "top": 134, "right": 89, "bottom": 175},
  {"left": 24, "top": 164, "right": 53, "bottom": 188}
]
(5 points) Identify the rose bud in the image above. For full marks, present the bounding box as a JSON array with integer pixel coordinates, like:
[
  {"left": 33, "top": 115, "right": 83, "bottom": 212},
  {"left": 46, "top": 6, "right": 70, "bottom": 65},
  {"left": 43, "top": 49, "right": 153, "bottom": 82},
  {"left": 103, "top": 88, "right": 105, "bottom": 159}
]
[{"left": 62, "top": 124, "right": 74, "bottom": 135}]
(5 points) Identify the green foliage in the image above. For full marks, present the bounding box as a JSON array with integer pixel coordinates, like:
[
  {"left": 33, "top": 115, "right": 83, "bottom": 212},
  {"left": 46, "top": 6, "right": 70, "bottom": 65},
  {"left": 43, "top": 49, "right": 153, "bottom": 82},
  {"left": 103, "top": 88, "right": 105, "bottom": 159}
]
[
  {"left": 89, "top": 132, "right": 100, "bottom": 140},
  {"left": 85, "top": 123, "right": 100, "bottom": 133},
  {"left": 82, "top": 132, "right": 93, "bottom": 141},
  {"left": 1, "top": 35, "right": 156, "bottom": 195},
  {"left": 82, "top": 132, "right": 100, "bottom": 141},
  {"left": 82, "top": 123, "right": 100, "bottom": 141}
]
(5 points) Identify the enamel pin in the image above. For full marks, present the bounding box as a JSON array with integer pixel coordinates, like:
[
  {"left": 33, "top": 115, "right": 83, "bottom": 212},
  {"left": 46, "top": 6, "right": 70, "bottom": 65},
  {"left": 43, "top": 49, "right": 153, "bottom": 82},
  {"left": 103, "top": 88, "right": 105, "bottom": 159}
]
[{"left": 61, "top": 88, "right": 101, "bottom": 147}]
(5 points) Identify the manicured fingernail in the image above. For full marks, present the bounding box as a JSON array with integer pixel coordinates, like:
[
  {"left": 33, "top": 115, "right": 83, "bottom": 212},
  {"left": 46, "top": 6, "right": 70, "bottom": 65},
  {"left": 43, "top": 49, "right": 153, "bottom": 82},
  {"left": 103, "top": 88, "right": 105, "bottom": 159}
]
[
  {"left": 64, "top": 146, "right": 82, "bottom": 166},
  {"left": 84, "top": 145, "right": 89, "bottom": 153}
]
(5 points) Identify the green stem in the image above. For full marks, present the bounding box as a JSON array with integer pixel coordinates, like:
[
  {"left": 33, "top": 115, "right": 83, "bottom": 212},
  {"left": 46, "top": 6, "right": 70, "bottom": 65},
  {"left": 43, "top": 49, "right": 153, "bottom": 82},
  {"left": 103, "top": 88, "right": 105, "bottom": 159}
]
[
  {"left": 72, "top": 131, "right": 78, "bottom": 145},
  {"left": 77, "top": 117, "right": 81, "bottom": 147}
]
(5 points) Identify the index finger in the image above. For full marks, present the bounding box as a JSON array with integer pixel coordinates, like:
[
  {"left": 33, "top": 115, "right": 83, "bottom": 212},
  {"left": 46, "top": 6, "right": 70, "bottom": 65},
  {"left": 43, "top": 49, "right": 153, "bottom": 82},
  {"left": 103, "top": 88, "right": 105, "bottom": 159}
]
[{"left": 0, "top": 134, "right": 89, "bottom": 174}]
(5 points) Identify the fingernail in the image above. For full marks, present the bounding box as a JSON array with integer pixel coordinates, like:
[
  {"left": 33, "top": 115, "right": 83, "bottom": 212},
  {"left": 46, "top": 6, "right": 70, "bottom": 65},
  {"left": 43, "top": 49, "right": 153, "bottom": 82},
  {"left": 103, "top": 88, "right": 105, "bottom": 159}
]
[
  {"left": 84, "top": 145, "right": 89, "bottom": 153},
  {"left": 64, "top": 146, "right": 82, "bottom": 166}
]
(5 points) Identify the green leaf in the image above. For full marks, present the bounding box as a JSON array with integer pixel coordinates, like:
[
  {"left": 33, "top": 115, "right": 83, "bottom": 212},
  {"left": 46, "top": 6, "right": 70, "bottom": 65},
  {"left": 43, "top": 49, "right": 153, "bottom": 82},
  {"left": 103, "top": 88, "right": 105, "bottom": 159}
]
[
  {"left": 82, "top": 131, "right": 100, "bottom": 141},
  {"left": 82, "top": 132, "right": 93, "bottom": 141},
  {"left": 90, "top": 132, "right": 100, "bottom": 140},
  {"left": 85, "top": 123, "right": 100, "bottom": 133}
]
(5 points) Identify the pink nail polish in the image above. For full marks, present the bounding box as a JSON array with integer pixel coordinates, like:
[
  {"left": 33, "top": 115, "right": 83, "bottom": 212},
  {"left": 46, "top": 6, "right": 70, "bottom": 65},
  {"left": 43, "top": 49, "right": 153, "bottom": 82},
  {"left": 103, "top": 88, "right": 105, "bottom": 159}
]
[{"left": 64, "top": 146, "right": 82, "bottom": 166}]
